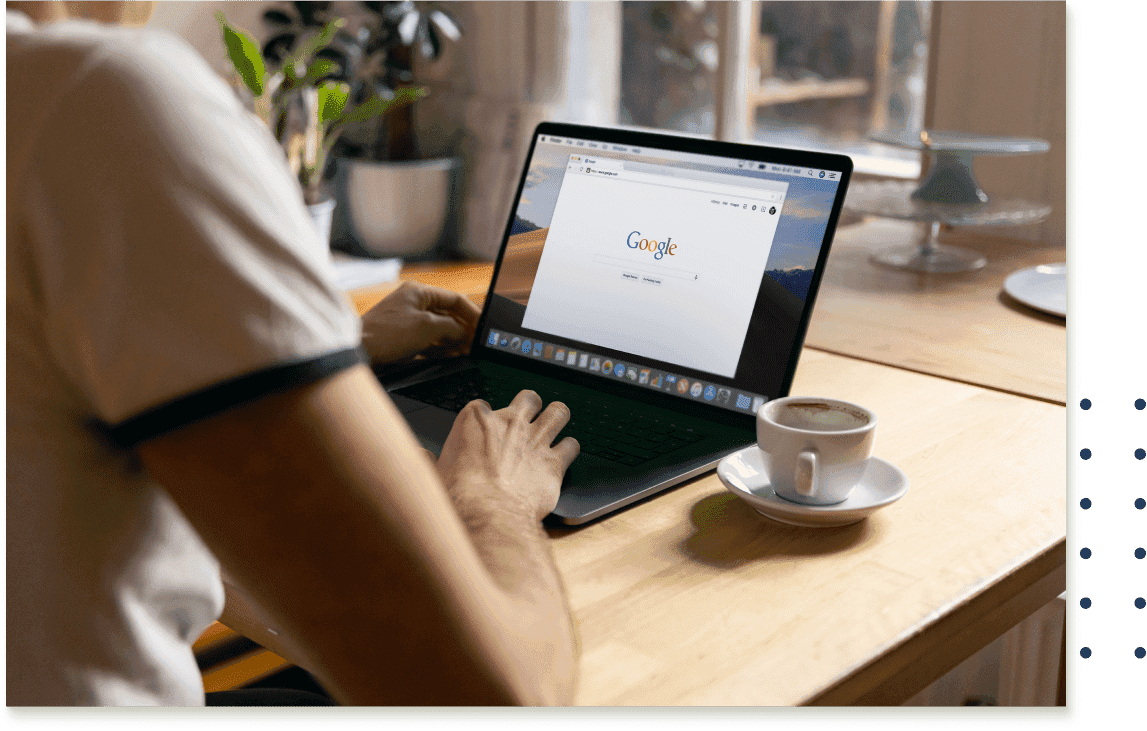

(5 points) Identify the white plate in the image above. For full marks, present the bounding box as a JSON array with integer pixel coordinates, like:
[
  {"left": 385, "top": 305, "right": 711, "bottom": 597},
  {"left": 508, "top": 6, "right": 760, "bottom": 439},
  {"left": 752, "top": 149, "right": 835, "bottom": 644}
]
[
  {"left": 1003, "top": 263, "right": 1066, "bottom": 318},
  {"left": 716, "top": 446, "right": 909, "bottom": 528}
]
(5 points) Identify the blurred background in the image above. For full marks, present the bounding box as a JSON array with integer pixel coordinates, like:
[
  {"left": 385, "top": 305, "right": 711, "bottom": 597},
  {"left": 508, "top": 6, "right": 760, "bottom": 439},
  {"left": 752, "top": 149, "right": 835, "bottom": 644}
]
[{"left": 146, "top": 1, "right": 1065, "bottom": 260}]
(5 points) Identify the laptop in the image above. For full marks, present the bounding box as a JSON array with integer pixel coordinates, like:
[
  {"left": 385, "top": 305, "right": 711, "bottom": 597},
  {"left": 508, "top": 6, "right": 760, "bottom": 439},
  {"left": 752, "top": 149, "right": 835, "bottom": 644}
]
[{"left": 377, "top": 122, "right": 853, "bottom": 525}]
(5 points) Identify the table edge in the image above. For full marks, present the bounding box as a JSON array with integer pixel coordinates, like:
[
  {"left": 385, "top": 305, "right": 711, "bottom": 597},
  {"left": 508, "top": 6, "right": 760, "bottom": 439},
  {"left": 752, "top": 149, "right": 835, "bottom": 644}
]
[{"left": 802, "top": 537, "right": 1066, "bottom": 706}]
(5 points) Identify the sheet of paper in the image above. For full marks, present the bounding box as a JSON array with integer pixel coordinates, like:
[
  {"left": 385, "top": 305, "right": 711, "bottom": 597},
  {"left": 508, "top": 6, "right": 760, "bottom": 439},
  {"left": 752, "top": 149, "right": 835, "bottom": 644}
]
[{"left": 329, "top": 253, "right": 403, "bottom": 291}]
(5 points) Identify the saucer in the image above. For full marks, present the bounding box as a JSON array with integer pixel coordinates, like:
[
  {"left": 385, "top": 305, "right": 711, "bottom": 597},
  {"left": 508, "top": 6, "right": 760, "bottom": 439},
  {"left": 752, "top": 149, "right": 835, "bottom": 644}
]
[
  {"left": 716, "top": 446, "right": 909, "bottom": 527},
  {"left": 1003, "top": 263, "right": 1065, "bottom": 318}
]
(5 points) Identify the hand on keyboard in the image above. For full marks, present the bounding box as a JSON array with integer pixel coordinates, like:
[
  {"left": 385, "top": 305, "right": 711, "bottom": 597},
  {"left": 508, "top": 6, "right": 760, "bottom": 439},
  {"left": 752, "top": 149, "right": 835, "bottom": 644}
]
[
  {"left": 399, "top": 371, "right": 708, "bottom": 467},
  {"left": 435, "top": 390, "right": 580, "bottom": 522},
  {"left": 360, "top": 281, "right": 481, "bottom": 365}
]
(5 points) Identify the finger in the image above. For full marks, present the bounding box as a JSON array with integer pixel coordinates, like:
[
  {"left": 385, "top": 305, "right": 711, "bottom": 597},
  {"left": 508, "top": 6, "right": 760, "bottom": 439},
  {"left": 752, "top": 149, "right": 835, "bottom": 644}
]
[
  {"left": 421, "top": 286, "right": 481, "bottom": 328},
  {"left": 550, "top": 436, "right": 581, "bottom": 471},
  {"left": 463, "top": 398, "right": 492, "bottom": 414},
  {"left": 421, "top": 311, "right": 470, "bottom": 345},
  {"left": 505, "top": 389, "right": 543, "bottom": 421},
  {"left": 530, "top": 400, "right": 571, "bottom": 445},
  {"left": 422, "top": 448, "right": 438, "bottom": 464},
  {"left": 454, "top": 399, "right": 491, "bottom": 427}
]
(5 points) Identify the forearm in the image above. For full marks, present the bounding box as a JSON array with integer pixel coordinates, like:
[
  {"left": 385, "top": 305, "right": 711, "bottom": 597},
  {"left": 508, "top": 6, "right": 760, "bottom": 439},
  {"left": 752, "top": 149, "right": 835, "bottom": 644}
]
[
  {"left": 217, "top": 575, "right": 315, "bottom": 674},
  {"left": 142, "top": 367, "right": 556, "bottom": 705},
  {"left": 446, "top": 481, "right": 579, "bottom": 705}
]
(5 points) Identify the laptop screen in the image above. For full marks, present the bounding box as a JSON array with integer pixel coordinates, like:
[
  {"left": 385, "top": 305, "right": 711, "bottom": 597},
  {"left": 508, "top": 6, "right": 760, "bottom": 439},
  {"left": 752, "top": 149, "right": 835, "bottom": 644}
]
[{"left": 478, "top": 124, "right": 850, "bottom": 415}]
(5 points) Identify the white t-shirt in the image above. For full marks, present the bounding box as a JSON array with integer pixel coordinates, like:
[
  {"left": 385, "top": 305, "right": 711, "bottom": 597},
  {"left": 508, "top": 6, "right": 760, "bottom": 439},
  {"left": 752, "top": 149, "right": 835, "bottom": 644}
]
[{"left": 6, "top": 12, "right": 363, "bottom": 705}]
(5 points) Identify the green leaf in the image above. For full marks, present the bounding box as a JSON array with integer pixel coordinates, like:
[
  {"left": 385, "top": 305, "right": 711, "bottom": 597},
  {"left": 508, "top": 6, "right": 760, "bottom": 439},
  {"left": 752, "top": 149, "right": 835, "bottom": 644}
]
[
  {"left": 323, "top": 86, "right": 427, "bottom": 152},
  {"left": 216, "top": 12, "right": 265, "bottom": 97},
  {"left": 317, "top": 82, "right": 349, "bottom": 124},
  {"left": 342, "top": 86, "right": 425, "bottom": 125},
  {"left": 282, "top": 18, "right": 346, "bottom": 73},
  {"left": 302, "top": 58, "right": 339, "bottom": 86},
  {"left": 280, "top": 44, "right": 342, "bottom": 94}
]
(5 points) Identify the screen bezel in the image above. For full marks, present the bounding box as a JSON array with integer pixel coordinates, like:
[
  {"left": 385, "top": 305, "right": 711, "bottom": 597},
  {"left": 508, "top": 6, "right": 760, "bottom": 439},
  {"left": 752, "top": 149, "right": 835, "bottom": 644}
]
[{"left": 471, "top": 121, "right": 854, "bottom": 428}]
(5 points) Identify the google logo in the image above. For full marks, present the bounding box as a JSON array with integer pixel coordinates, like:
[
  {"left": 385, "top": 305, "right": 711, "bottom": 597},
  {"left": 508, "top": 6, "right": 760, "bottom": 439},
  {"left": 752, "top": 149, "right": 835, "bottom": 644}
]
[{"left": 627, "top": 231, "right": 677, "bottom": 260}]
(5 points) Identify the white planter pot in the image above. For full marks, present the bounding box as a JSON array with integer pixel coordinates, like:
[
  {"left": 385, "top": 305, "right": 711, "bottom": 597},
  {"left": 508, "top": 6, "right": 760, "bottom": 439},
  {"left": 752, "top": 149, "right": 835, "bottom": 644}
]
[
  {"left": 332, "top": 157, "right": 461, "bottom": 258},
  {"left": 306, "top": 197, "right": 337, "bottom": 246}
]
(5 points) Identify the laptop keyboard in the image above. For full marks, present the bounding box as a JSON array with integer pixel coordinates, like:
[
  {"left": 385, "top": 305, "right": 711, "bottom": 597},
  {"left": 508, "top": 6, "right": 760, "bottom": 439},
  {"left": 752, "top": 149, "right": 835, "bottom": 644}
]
[{"left": 396, "top": 369, "right": 709, "bottom": 466}]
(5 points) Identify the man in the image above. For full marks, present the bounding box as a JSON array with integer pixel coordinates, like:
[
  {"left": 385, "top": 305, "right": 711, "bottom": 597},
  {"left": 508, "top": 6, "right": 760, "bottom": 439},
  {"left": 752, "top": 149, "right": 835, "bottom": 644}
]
[{"left": 7, "top": 1, "right": 578, "bottom": 705}]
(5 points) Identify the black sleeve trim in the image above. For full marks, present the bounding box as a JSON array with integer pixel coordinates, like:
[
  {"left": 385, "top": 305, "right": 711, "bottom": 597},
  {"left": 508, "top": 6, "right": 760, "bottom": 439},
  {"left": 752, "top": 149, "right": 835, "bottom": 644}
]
[{"left": 107, "top": 346, "right": 367, "bottom": 448}]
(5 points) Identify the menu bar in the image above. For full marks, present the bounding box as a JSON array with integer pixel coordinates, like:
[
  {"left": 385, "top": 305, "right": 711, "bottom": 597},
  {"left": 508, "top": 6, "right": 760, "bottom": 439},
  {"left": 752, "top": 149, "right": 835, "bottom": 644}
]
[
  {"left": 540, "top": 134, "right": 645, "bottom": 156},
  {"left": 736, "top": 161, "right": 842, "bottom": 181}
]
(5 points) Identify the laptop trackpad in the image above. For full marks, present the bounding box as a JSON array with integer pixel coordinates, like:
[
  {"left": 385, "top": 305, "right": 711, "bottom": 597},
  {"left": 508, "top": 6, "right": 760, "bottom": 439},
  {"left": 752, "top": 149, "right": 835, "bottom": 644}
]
[
  {"left": 402, "top": 405, "right": 457, "bottom": 456},
  {"left": 390, "top": 393, "right": 432, "bottom": 414}
]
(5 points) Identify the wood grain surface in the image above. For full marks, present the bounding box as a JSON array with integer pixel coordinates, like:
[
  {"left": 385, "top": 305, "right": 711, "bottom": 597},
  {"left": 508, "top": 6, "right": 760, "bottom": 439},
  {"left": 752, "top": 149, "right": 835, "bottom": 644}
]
[
  {"left": 548, "top": 349, "right": 1064, "bottom": 705},
  {"left": 805, "top": 218, "right": 1066, "bottom": 404},
  {"left": 347, "top": 259, "right": 494, "bottom": 315}
]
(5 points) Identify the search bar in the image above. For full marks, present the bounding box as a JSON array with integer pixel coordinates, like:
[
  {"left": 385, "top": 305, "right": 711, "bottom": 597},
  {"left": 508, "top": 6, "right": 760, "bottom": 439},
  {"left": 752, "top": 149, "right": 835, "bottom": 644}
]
[{"left": 592, "top": 254, "right": 699, "bottom": 281}]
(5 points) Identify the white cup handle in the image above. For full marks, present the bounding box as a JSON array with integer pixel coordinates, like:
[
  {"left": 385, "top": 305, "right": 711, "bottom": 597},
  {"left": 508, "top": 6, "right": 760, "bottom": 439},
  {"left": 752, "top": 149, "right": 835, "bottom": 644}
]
[{"left": 795, "top": 450, "right": 818, "bottom": 498}]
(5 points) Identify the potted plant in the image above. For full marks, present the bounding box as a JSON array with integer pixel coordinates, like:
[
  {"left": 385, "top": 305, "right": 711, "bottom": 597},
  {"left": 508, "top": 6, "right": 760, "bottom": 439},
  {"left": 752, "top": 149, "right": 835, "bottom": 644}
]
[
  {"left": 260, "top": 1, "right": 464, "bottom": 259},
  {"left": 215, "top": 6, "right": 422, "bottom": 249}
]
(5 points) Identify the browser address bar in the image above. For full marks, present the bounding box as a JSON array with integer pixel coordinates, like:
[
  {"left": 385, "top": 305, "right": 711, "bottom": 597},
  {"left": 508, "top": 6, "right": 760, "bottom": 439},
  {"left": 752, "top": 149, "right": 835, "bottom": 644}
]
[{"left": 578, "top": 165, "right": 784, "bottom": 202}]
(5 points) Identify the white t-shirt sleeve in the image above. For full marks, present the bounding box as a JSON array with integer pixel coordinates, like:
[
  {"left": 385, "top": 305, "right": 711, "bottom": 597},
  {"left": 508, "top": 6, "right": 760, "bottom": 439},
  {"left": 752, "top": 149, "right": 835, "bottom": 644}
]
[{"left": 17, "top": 27, "right": 364, "bottom": 436}]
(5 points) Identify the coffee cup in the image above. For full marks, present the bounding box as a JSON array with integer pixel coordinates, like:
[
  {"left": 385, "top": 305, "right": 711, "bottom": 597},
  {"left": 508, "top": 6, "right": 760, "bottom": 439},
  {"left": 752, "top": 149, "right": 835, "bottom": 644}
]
[{"left": 756, "top": 396, "right": 877, "bottom": 505}]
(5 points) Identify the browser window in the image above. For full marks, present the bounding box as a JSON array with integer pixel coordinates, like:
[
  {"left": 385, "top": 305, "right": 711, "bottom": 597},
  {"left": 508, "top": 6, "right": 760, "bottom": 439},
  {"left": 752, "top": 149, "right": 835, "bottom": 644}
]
[{"left": 522, "top": 155, "right": 789, "bottom": 377}]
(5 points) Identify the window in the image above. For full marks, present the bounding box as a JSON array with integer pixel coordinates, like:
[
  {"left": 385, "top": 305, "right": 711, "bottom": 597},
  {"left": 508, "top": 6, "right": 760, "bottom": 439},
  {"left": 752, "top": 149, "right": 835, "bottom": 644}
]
[
  {"left": 619, "top": 1, "right": 720, "bottom": 136},
  {"left": 619, "top": 1, "right": 932, "bottom": 177}
]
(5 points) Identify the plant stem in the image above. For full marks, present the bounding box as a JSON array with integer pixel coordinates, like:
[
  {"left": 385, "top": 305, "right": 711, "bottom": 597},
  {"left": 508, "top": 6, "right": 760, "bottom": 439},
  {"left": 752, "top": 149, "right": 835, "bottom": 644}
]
[{"left": 376, "top": 43, "right": 418, "bottom": 160}]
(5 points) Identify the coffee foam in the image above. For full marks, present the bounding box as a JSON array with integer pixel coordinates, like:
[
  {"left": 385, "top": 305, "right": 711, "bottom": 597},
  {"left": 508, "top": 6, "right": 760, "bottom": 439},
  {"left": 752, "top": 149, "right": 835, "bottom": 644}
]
[{"left": 770, "top": 401, "right": 869, "bottom": 432}]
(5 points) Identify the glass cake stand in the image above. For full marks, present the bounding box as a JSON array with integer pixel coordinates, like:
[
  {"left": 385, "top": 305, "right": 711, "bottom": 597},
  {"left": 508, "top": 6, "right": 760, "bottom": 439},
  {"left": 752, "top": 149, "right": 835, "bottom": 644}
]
[{"left": 845, "top": 130, "right": 1052, "bottom": 273}]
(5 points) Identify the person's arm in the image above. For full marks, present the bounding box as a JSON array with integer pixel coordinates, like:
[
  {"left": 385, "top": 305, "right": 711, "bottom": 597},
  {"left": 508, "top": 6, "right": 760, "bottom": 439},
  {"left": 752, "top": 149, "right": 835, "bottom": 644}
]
[
  {"left": 219, "top": 280, "right": 567, "bottom": 683},
  {"left": 216, "top": 279, "right": 485, "bottom": 670},
  {"left": 138, "top": 365, "right": 579, "bottom": 705},
  {"left": 434, "top": 391, "right": 581, "bottom": 699},
  {"left": 215, "top": 577, "right": 313, "bottom": 674}
]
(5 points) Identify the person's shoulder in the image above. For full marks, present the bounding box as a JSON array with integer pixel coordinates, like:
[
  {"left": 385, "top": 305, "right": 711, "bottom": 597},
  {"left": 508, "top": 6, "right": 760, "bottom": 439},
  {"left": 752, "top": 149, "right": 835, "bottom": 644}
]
[
  {"left": 104, "top": 24, "right": 235, "bottom": 106},
  {"left": 6, "top": 17, "right": 106, "bottom": 84},
  {"left": 8, "top": 19, "right": 247, "bottom": 186},
  {"left": 10, "top": 19, "right": 234, "bottom": 117}
]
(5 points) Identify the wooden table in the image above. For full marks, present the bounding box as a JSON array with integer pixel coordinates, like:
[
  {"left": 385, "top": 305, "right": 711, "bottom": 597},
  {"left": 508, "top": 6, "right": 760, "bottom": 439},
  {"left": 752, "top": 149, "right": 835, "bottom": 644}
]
[
  {"left": 199, "top": 228, "right": 1067, "bottom": 704},
  {"left": 552, "top": 349, "right": 1064, "bottom": 705},
  {"left": 805, "top": 218, "right": 1066, "bottom": 405}
]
